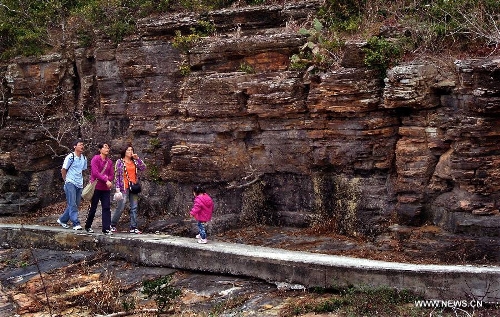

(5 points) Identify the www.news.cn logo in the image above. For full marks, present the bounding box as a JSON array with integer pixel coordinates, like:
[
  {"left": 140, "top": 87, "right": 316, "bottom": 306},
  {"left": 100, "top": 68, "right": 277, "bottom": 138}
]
[{"left": 414, "top": 300, "right": 484, "bottom": 308}]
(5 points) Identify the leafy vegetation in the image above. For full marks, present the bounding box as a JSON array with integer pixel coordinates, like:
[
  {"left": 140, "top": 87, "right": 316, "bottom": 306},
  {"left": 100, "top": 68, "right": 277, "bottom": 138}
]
[
  {"left": 147, "top": 163, "right": 161, "bottom": 182},
  {"left": 1, "top": 257, "right": 29, "bottom": 268},
  {"left": 363, "top": 36, "right": 405, "bottom": 74},
  {"left": 149, "top": 137, "right": 161, "bottom": 149},
  {"left": 239, "top": 61, "right": 255, "bottom": 73},
  {"left": 0, "top": 0, "right": 81, "bottom": 59},
  {"left": 292, "top": 0, "right": 500, "bottom": 74},
  {"left": 1, "top": 0, "right": 499, "bottom": 67},
  {"left": 171, "top": 19, "right": 216, "bottom": 53},
  {"left": 0, "top": 0, "right": 225, "bottom": 60},
  {"left": 319, "top": 0, "right": 365, "bottom": 32},
  {"left": 289, "top": 18, "right": 345, "bottom": 73},
  {"left": 280, "top": 285, "right": 422, "bottom": 316},
  {"left": 172, "top": 19, "right": 216, "bottom": 74},
  {"left": 142, "top": 274, "right": 181, "bottom": 314}
]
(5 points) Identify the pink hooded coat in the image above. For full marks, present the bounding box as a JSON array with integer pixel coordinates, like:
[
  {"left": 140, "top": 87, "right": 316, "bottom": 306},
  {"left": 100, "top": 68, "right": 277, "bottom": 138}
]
[{"left": 190, "top": 193, "right": 214, "bottom": 222}]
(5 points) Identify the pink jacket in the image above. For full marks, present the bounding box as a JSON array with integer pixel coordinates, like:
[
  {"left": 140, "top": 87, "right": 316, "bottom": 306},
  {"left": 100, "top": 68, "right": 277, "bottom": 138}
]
[
  {"left": 190, "top": 193, "right": 214, "bottom": 222},
  {"left": 90, "top": 155, "right": 114, "bottom": 191}
]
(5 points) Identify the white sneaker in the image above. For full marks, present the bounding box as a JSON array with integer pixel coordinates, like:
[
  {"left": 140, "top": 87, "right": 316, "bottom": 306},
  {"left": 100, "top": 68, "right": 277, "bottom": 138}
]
[
  {"left": 195, "top": 234, "right": 201, "bottom": 239},
  {"left": 57, "top": 219, "right": 70, "bottom": 229},
  {"left": 73, "top": 225, "right": 83, "bottom": 230},
  {"left": 110, "top": 226, "right": 117, "bottom": 232},
  {"left": 197, "top": 238, "right": 207, "bottom": 244}
]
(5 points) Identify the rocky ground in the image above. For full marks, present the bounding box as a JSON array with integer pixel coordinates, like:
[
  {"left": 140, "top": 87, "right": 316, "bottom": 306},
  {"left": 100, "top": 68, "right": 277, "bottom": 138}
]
[{"left": 1, "top": 203, "right": 499, "bottom": 316}]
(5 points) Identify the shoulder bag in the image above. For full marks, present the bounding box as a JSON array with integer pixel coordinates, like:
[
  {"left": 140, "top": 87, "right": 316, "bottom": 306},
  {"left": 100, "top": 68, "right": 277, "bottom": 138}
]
[
  {"left": 123, "top": 159, "right": 142, "bottom": 194},
  {"left": 82, "top": 160, "right": 109, "bottom": 200}
]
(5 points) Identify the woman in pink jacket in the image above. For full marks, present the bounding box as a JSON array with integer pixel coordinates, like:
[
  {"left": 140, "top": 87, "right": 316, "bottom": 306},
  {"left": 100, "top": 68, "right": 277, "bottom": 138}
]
[
  {"left": 84, "top": 143, "right": 114, "bottom": 234},
  {"left": 190, "top": 185, "right": 214, "bottom": 244}
]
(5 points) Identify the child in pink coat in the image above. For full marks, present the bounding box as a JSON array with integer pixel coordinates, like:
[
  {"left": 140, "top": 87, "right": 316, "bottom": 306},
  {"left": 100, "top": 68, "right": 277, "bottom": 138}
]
[{"left": 190, "top": 185, "right": 214, "bottom": 244}]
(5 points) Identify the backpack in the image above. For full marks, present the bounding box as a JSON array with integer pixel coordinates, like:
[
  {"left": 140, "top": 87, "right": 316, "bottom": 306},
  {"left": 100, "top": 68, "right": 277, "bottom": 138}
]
[
  {"left": 66, "top": 153, "right": 75, "bottom": 170},
  {"left": 60, "top": 153, "right": 74, "bottom": 181}
]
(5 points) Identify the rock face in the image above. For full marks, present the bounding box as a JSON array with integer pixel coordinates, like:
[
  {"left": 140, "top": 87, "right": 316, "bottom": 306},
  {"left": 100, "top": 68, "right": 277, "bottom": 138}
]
[{"left": 0, "top": 2, "right": 499, "bottom": 239}]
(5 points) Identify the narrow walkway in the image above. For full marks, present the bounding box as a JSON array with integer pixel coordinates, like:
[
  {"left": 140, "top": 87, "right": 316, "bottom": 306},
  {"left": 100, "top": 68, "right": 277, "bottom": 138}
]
[{"left": 1, "top": 224, "right": 499, "bottom": 302}]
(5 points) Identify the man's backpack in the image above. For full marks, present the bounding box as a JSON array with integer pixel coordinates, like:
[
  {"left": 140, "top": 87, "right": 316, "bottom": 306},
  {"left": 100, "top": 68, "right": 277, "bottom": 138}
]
[{"left": 60, "top": 153, "right": 75, "bottom": 181}]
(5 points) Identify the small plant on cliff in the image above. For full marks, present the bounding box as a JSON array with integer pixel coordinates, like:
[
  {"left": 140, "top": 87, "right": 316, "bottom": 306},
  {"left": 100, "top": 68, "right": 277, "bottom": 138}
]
[
  {"left": 179, "top": 61, "right": 192, "bottom": 76},
  {"left": 418, "top": 0, "right": 500, "bottom": 50},
  {"left": 239, "top": 62, "right": 255, "bottom": 73},
  {"left": 289, "top": 18, "right": 344, "bottom": 73},
  {"left": 148, "top": 163, "right": 161, "bottom": 182},
  {"left": 288, "top": 0, "right": 359, "bottom": 73},
  {"left": 76, "top": 28, "right": 94, "bottom": 48},
  {"left": 172, "top": 30, "right": 201, "bottom": 52},
  {"left": 149, "top": 137, "right": 161, "bottom": 149},
  {"left": 318, "top": 0, "right": 364, "bottom": 32},
  {"left": 172, "top": 20, "right": 216, "bottom": 52},
  {"left": 196, "top": 19, "right": 217, "bottom": 36},
  {"left": 0, "top": 0, "right": 174, "bottom": 59},
  {"left": 142, "top": 274, "right": 181, "bottom": 314},
  {"left": 363, "top": 36, "right": 405, "bottom": 75}
]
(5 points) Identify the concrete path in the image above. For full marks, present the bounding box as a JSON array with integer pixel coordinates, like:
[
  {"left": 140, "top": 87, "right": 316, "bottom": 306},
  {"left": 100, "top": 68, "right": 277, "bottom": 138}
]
[{"left": 1, "top": 224, "right": 499, "bottom": 302}]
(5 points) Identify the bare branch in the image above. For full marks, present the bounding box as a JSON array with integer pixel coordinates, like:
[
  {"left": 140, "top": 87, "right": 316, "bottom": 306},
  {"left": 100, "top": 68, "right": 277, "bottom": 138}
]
[
  {"left": 0, "top": 78, "right": 6, "bottom": 128},
  {"left": 23, "top": 89, "right": 88, "bottom": 156},
  {"left": 0, "top": 3, "right": 20, "bottom": 14},
  {"left": 29, "top": 248, "right": 53, "bottom": 316},
  {"left": 226, "top": 165, "right": 263, "bottom": 189}
]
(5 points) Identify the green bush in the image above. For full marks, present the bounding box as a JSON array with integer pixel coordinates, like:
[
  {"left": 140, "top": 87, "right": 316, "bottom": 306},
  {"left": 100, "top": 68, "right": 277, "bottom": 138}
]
[
  {"left": 363, "top": 36, "right": 403, "bottom": 74},
  {"left": 281, "top": 285, "right": 423, "bottom": 316},
  {"left": 319, "top": 0, "right": 366, "bottom": 31},
  {"left": 172, "top": 20, "right": 216, "bottom": 52},
  {"left": 142, "top": 274, "right": 181, "bottom": 314},
  {"left": 239, "top": 62, "right": 255, "bottom": 74},
  {"left": 2, "top": 0, "right": 500, "bottom": 63},
  {"left": 76, "top": 28, "right": 94, "bottom": 48},
  {"left": 0, "top": 0, "right": 73, "bottom": 59},
  {"left": 147, "top": 164, "right": 161, "bottom": 182},
  {"left": 121, "top": 296, "right": 136, "bottom": 312},
  {"left": 172, "top": 30, "right": 201, "bottom": 52},
  {"left": 179, "top": 61, "right": 192, "bottom": 76},
  {"left": 149, "top": 138, "right": 161, "bottom": 149},
  {"left": 289, "top": 18, "right": 345, "bottom": 73}
]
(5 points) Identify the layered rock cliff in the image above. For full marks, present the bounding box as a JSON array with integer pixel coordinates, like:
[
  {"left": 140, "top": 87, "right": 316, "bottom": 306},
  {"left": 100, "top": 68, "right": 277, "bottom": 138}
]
[{"left": 0, "top": 1, "right": 499, "bottom": 239}]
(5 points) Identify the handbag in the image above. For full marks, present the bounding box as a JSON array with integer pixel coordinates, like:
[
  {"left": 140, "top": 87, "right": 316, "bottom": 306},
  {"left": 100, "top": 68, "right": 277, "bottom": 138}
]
[
  {"left": 81, "top": 160, "right": 109, "bottom": 200},
  {"left": 129, "top": 182, "right": 142, "bottom": 194},
  {"left": 123, "top": 159, "right": 142, "bottom": 194},
  {"left": 81, "top": 180, "right": 97, "bottom": 200}
]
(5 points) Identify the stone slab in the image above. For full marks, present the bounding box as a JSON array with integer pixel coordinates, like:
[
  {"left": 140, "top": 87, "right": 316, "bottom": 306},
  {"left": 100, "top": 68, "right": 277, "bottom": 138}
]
[{"left": 1, "top": 224, "right": 499, "bottom": 302}]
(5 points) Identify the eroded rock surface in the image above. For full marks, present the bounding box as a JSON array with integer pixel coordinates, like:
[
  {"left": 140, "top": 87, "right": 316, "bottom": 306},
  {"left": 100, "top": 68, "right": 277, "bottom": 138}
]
[{"left": 0, "top": 2, "right": 499, "bottom": 241}]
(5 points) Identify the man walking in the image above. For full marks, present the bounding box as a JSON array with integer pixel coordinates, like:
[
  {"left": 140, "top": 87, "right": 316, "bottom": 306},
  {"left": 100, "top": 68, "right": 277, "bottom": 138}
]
[{"left": 58, "top": 139, "right": 87, "bottom": 230}]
